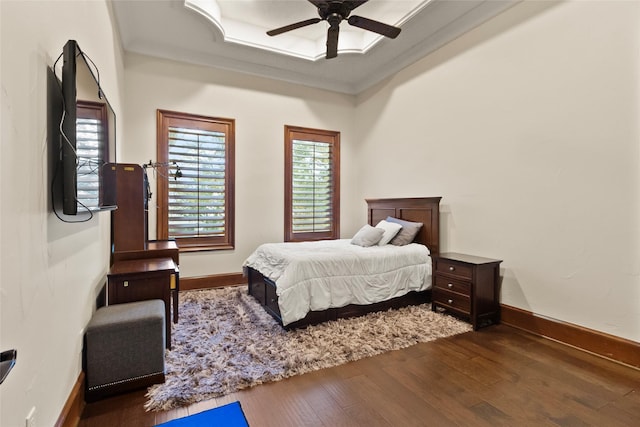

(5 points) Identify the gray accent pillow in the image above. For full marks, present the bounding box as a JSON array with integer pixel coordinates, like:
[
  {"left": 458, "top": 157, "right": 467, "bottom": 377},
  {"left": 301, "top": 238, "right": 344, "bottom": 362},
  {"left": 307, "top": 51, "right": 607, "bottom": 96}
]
[
  {"left": 386, "top": 216, "right": 424, "bottom": 246},
  {"left": 351, "top": 224, "right": 385, "bottom": 247}
]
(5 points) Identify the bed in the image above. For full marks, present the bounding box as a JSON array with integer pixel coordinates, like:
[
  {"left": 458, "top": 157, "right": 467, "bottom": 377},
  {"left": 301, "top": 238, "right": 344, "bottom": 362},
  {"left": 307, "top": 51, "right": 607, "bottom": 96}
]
[{"left": 244, "top": 197, "right": 441, "bottom": 329}]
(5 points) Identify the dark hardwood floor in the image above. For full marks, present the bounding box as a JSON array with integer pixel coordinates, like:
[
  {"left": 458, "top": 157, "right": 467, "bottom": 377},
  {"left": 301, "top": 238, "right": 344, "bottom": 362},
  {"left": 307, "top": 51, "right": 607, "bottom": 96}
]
[{"left": 79, "top": 325, "right": 640, "bottom": 426}]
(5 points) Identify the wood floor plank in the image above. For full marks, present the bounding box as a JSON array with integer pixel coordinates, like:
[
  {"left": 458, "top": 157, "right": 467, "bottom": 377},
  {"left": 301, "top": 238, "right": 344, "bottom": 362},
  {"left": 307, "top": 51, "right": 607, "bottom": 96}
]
[
  {"left": 483, "top": 362, "right": 626, "bottom": 427},
  {"left": 79, "top": 390, "right": 143, "bottom": 427},
  {"left": 479, "top": 379, "right": 565, "bottom": 426},
  {"left": 410, "top": 343, "right": 513, "bottom": 404},
  {"left": 468, "top": 401, "right": 513, "bottom": 426},
  {"left": 497, "top": 329, "right": 640, "bottom": 394},
  {"left": 597, "top": 389, "right": 640, "bottom": 425},
  {"left": 528, "top": 359, "right": 626, "bottom": 410},
  {"left": 154, "top": 405, "right": 188, "bottom": 425},
  {"left": 238, "top": 377, "right": 325, "bottom": 427},
  {"left": 383, "top": 358, "right": 492, "bottom": 426},
  {"left": 534, "top": 335, "right": 640, "bottom": 389},
  {"left": 347, "top": 371, "right": 448, "bottom": 426},
  {"left": 325, "top": 383, "right": 393, "bottom": 425},
  {"left": 420, "top": 342, "right": 504, "bottom": 387},
  {"left": 450, "top": 328, "right": 541, "bottom": 369},
  {"left": 284, "top": 369, "right": 357, "bottom": 427},
  {"left": 318, "top": 370, "right": 394, "bottom": 426},
  {"left": 420, "top": 357, "right": 502, "bottom": 404}
]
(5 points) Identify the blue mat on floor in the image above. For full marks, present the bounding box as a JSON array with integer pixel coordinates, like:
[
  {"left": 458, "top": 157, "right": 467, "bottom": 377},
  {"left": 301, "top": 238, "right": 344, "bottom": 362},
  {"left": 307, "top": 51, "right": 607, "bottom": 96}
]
[{"left": 155, "top": 401, "right": 249, "bottom": 426}]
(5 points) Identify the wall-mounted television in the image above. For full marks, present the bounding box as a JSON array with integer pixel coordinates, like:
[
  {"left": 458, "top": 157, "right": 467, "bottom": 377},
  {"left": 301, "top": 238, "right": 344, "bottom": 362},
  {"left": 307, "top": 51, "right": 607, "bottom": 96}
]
[{"left": 53, "top": 39, "right": 117, "bottom": 218}]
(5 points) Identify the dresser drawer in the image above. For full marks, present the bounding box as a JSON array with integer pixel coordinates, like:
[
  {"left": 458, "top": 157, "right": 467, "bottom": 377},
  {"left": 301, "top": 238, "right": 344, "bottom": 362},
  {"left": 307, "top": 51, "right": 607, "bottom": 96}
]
[
  {"left": 433, "top": 288, "right": 471, "bottom": 314},
  {"left": 434, "top": 275, "right": 471, "bottom": 296},
  {"left": 435, "top": 259, "right": 473, "bottom": 280}
]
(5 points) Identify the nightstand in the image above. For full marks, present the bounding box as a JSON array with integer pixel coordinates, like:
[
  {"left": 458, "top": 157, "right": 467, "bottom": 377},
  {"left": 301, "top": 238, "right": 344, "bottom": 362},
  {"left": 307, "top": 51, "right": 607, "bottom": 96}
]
[
  {"left": 432, "top": 253, "right": 502, "bottom": 330},
  {"left": 107, "top": 257, "right": 177, "bottom": 348}
]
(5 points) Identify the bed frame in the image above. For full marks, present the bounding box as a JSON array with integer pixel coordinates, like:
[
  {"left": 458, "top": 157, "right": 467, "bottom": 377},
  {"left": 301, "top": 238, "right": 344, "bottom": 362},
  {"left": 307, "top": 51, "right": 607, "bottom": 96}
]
[{"left": 247, "top": 197, "right": 442, "bottom": 329}]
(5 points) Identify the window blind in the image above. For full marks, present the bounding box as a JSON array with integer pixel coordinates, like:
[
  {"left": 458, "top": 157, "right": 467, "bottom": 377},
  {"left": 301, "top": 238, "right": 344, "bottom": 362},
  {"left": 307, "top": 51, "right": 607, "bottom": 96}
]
[
  {"left": 76, "top": 116, "right": 102, "bottom": 210},
  {"left": 291, "top": 140, "right": 333, "bottom": 233},
  {"left": 167, "top": 126, "right": 226, "bottom": 239}
]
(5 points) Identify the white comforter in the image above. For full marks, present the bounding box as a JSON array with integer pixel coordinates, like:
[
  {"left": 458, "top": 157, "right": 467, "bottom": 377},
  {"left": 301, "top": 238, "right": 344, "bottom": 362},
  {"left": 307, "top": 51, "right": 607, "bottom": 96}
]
[{"left": 243, "top": 239, "right": 432, "bottom": 325}]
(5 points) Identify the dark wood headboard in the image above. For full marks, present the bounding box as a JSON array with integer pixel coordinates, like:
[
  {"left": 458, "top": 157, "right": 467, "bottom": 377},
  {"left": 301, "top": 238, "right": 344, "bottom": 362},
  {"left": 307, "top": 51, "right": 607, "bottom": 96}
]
[{"left": 366, "top": 197, "right": 441, "bottom": 255}]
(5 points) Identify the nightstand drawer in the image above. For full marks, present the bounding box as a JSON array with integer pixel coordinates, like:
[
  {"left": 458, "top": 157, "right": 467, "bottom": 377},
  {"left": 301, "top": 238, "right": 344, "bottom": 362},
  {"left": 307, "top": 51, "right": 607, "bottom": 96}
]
[
  {"left": 433, "top": 288, "right": 470, "bottom": 314},
  {"left": 435, "top": 259, "right": 473, "bottom": 280},
  {"left": 434, "top": 275, "right": 470, "bottom": 296}
]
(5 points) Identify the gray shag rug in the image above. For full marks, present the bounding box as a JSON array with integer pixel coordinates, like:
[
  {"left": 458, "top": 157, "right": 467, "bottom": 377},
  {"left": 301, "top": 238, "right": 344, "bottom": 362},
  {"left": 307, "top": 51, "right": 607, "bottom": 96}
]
[{"left": 145, "top": 286, "right": 471, "bottom": 411}]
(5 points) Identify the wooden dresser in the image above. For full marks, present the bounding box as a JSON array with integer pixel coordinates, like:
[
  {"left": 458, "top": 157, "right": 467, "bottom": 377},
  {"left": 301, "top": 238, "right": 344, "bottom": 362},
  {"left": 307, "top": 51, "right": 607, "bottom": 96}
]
[
  {"left": 109, "top": 164, "right": 180, "bottom": 332},
  {"left": 432, "top": 252, "right": 502, "bottom": 330}
]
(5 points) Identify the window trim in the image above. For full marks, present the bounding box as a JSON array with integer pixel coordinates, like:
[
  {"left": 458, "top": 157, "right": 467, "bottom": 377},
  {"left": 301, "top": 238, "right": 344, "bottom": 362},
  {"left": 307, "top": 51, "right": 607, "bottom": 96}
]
[
  {"left": 156, "top": 109, "right": 235, "bottom": 252},
  {"left": 284, "top": 125, "right": 340, "bottom": 242}
]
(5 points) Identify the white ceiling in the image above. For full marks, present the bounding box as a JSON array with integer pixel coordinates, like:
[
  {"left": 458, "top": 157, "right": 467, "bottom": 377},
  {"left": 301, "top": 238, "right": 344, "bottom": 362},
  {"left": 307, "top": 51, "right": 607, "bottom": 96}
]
[{"left": 111, "top": 0, "right": 517, "bottom": 95}]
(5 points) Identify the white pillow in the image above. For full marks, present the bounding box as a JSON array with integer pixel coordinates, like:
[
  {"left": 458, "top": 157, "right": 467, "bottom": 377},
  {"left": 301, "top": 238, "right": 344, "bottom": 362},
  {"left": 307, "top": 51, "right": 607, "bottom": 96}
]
[
  {"left": 351, "top": 224, "right": 384, "bottom": 247},
  {"left": 375, "top": 220, "right": 403, "bottom": 245}
]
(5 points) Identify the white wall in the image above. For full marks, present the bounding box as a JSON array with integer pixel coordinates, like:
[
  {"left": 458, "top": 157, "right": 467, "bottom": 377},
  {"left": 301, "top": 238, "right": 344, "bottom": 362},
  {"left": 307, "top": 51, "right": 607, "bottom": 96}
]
[
  {"left": 355, "top": 0, "right": 640, "bottom": 342},
  {"left": 122, "top": 54, "right": 358, "bottom": 278},
  {"left": 0, "top": 1, "right": 124, "bottom": 426}
]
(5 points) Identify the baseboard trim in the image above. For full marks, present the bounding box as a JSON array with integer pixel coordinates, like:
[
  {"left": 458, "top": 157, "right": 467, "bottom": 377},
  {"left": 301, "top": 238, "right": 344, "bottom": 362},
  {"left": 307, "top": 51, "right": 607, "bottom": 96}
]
[
  {"left": 55, "top": 371, "right": 84, "bottom": 427},
  {"left": 500, "top": 304, "right": 640, "bottom": 369},
  {"left": 180, "top": 272, "right": 246, "bottom": 291}
]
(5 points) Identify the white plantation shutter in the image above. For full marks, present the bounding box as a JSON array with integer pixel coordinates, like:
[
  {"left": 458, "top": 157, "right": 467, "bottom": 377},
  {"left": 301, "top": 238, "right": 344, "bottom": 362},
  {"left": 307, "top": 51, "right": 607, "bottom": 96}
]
[
  {"left": 167, "top": 127, "right": 226, "bottom": 238},
  {"left": 76, "top": 117, "right": 101, "bottom": 209},
  {"left": 291, "top": 140, "right": 333, "bottom": 233},
  {"left": 76, "top": 102, "right": 107, "bottom": 211},
  {"left": 285, "top": 126, "right": 340, "bottom": 242},
  {"left": 157, "top": 110, "right": 235, "bottom": 251}
]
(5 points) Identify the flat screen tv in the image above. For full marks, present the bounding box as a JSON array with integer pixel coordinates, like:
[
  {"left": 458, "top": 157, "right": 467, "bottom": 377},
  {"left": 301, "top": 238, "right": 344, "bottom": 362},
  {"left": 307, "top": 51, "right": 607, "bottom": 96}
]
[{"left": 57, "top": 39, "right": 117, "bottom": 217}]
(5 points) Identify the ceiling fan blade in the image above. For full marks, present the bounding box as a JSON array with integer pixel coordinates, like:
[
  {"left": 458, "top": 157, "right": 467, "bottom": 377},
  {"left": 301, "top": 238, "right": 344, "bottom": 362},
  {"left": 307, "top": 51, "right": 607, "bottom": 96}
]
[
  {"left": 267, "top": 18, "right": 322, "bottom": 36},
  {"left": 326, "top": 25, "right": 339, "bottom": 59},
  {"left": 347, "top": 15, "right": 401, "bottom": 39}
]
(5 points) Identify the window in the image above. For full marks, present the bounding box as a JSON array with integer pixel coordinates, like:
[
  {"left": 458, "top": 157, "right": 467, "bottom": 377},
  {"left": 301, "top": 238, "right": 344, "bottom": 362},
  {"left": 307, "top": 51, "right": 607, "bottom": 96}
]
[
  {"left": 285, "top": 125, "right": 340, "bottom": 242},
  {"left": 156, "top": 110, "right": 235, "bottom": 251},
  {"left": 76, "top": 101, "right": 108, "bottom": 211}
]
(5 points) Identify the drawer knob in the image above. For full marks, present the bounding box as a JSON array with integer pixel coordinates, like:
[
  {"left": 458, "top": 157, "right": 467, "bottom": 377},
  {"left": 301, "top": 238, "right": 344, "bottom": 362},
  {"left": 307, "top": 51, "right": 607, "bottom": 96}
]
[
  {"left": 449, "top": 266, "right": 455, "bottom": 271},
  {"left": 270, "top": 298, "right": 276, "bottom": 303},
  {"left": 448, "top": 299, "right": 453, "bottom": 304},
  {"left": 447, "top": 283, "right": 453, "bottom": 288}
]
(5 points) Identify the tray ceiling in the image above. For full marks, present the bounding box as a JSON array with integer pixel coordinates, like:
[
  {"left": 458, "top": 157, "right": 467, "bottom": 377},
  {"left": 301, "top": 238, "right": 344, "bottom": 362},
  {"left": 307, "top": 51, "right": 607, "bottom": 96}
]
[{"left": 111, "top": 0, "right": 517, "bottom": 94}]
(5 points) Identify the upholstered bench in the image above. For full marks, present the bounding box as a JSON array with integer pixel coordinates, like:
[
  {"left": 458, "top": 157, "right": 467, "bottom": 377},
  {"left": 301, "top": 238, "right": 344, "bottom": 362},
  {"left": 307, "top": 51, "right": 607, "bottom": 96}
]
[{"left": 84, "top": 299, "right": 166, "bottom": 401}]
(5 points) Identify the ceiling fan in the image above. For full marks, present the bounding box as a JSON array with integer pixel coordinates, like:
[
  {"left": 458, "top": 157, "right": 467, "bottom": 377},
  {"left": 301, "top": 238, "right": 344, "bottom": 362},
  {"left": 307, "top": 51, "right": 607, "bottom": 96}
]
[{"left": 266, "top": 0, "right": 401, "bottom": 59}]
